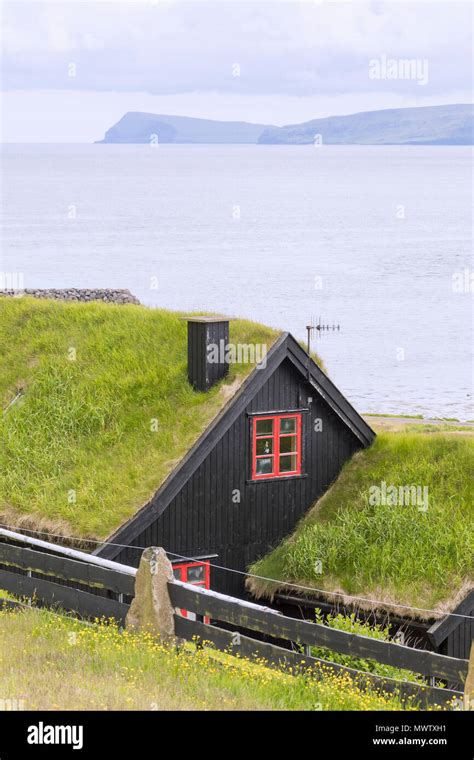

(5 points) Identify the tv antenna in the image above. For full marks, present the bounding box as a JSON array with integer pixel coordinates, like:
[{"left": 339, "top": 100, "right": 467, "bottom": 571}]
[{"left": 305, "top": 316, "right": 340, "bottom": 379}]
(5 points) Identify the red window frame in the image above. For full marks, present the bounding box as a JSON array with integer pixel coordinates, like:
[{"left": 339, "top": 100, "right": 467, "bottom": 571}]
[
  {"left": 252, "top": 413, "right": 302, "bottom": 480},
  {"left": 172, "top": 560, "right": 210, "bottom": 622}
]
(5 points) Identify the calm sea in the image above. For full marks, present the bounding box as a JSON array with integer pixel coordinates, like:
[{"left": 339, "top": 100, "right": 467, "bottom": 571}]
[{"left": 1, "top": 144, "right": 472, "bottom": 419}]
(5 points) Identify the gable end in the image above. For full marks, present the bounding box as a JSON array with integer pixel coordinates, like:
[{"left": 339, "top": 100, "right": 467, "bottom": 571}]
[{"left": 95, "top": 333, "right": 373, "bottom": 560}]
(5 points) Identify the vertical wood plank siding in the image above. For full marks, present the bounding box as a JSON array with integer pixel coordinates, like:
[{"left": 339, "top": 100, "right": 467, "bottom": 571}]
[
  {"left": 187, "top": 320, "right": 230, "bottom": 391},
  {"left": 443, "top": 618, "right": 474, "bottom": 660},
  {"left": 112, "top": 358, "right": 362, "bottom": 597}
]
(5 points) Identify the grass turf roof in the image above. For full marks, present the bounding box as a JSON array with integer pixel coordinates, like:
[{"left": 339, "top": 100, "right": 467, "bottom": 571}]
[
  {"left": 247, "top": 430, "right": 474, "bottom": 618},
  {"left": 0, "top": 297, "right": 286, "bottom": 540}
]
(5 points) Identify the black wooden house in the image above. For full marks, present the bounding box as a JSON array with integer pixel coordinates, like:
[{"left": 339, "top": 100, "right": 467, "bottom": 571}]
[{"left": 95, "top": 316, "right": 374, "bottom": 597}]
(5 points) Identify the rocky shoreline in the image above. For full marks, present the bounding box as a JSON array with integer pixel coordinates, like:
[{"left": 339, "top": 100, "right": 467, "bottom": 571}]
[{"left": 0, "top": 288, "right": 140, "bottom": 305}]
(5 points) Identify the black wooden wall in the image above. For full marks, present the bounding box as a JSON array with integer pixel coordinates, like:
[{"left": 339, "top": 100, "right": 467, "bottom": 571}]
[
  {"left": 114, "top": 358, "right": 362, "bottom": 597},
  {"left": 442, "top": 615, "right": 474, "bottom": 660}
]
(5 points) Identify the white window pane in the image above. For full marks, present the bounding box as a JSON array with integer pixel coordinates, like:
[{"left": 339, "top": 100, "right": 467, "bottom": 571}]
[
  {"left": 187, "top": 565, "right": 205, "bottom": 583},
  {"left": 280, "top": 417, "right": 296, "bottom": 434},
  {"left": 256, "top": 457, "right": 273, "bottom": 475}
]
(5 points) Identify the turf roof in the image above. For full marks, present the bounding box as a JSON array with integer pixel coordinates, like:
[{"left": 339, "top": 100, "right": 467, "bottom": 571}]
[
  {"left": 247, "top": 429, "right": 474, "bottom": 618},
  {"left": 0, "top": 297, "right": 280, "bottom": 540}
]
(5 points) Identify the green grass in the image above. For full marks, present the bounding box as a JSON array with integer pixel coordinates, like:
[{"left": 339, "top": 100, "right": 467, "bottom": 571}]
[
  {"left": 0, "top": 297, "right": 285, "bottom": 538},
  {"left": 306, "top": 611, "right": 424, "bottom": 683},
  {"left": 404, "top": 423, "right": 474, "bottom": 434},
  {"left": 364, "top": 413, "right": 424, "bottom": 419},
  {"left": 248, "top": 431, "right": 474, "bottom": 613},
  {"left": 0, "top": 605, "right": 426, "bottom": 711}
]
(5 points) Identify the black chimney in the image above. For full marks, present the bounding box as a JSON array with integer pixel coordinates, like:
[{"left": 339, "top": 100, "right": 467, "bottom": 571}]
[{"left": 186, "top": 316, "right": 231, "bottom": 392}]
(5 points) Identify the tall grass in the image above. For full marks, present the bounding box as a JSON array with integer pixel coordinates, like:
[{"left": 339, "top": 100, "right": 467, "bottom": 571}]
[{"left": 249, "top": 432, "right": 474, "bottom": 610}]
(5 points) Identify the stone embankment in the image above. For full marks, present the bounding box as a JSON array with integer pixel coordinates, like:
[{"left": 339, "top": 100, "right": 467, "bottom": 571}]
[{"left": 0, "top": 288, "right": 140, "bottom": 304}]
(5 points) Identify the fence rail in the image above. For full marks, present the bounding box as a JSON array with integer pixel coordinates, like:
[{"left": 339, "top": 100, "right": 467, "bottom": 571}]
[
  {"left": 0, "top": 531, "right": 470, "bottom": 709},
  {"left": 0, "top": 542, "right": 135, "bottom": 596},
  {"left": 0, "top": 567, "right": 130, "bottom": 623},
  {"left": 0, "top": 527, "right": 136, "bottom": 575},
  {"left": 0, "top": 528, "right": 134, "bottom": 623},
  {"left": 168, "top": 581, "right": 468, "bottom": 684},
  {"left": 173, "top": 615, "right": 458, "bottom": 706}
]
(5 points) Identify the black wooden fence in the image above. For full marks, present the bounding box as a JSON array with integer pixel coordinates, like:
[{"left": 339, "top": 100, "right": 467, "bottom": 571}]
[
  {"left": 0, "top": 529, "right": 470, "bottom": 709},
  {"left": 0, "top": 528, "right": 134, "bottom": 622},
  {"left": 168, "top": 583, "right": 472, "bottom": 707}
]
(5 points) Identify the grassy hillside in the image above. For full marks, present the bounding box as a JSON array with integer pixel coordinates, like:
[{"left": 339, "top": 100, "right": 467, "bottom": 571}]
[
  {"left": 0, "top": 605, "right": 424, "bottom": 710},
  {"left": 0, "top": 298, "right": 282, "bottom": 539},
  {"left": 258, "top": 104, "right": 474, "bottom": 145},
  {"left": 248, "top": 431, "right": 474, "bottom": 614}
]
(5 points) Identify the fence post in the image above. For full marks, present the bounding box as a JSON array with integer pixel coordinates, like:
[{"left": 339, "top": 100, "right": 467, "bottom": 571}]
[
  {"left": 464, "top": 641, "right": 474, "bottom": 710},
  {"left": 125, "top": 547, "right": 175, "bottom": 643}
]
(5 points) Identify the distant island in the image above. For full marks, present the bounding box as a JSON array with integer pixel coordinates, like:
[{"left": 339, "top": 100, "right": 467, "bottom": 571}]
[
  {"left": 97, "top": 113, "right": 272, "bottom": 145},
  {"left": 97, "top": 104, "right": 473, "bottom": 145}
]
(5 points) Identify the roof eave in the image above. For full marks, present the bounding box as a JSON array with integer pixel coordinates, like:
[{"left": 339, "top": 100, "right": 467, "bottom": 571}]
[{"left": 427, "top": 589, "right": 474, "bottom": 647}]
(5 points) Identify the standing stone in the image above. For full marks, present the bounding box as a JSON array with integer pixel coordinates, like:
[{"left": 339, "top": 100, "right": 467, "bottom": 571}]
[
  {"left": 465, "top": 641, "right": 474, "bottom": 709},
  {"left": 125, "top": 547, "right": 176, "bottom": 642}
]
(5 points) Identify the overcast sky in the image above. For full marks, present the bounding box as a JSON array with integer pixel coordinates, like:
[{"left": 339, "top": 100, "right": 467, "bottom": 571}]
[{"left": 1, "top": 0, "right": 472, "bottom": 142}]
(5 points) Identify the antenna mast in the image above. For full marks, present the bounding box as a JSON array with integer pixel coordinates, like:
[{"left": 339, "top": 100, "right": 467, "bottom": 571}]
[{"left": 305, "top": 316, "right": 340, "bottom": 380}]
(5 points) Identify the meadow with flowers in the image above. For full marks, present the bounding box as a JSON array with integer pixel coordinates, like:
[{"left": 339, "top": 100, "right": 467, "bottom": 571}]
[{"left": 0, "top": 605, "right": 440, "bottom": 712}]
